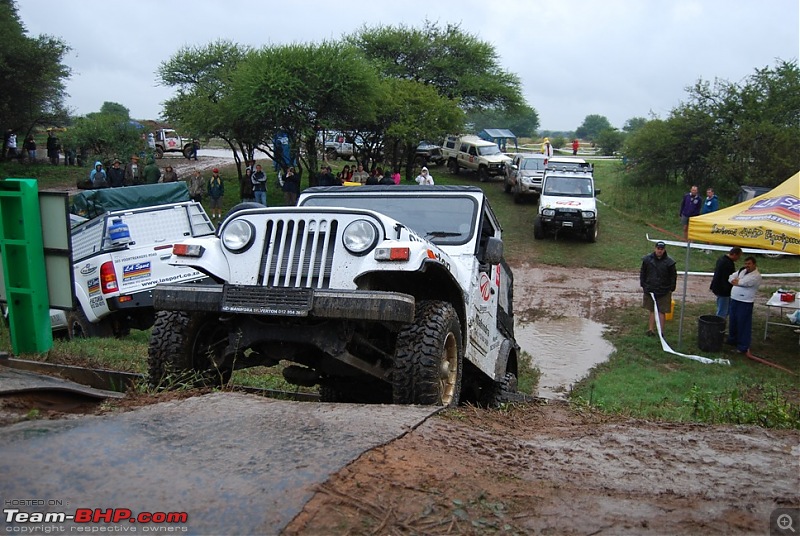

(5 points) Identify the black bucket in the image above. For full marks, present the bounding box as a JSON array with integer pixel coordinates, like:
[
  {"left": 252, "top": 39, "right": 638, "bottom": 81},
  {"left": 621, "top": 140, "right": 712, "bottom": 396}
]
[{"left": 698, "top": 315, "right": 726, "bottom": 352}]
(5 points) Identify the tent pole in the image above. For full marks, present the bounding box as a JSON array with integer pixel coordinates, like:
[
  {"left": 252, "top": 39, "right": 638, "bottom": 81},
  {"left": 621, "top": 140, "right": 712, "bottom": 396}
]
[{"left": 677, "top": 241, "right": 691, "bottom": 349}]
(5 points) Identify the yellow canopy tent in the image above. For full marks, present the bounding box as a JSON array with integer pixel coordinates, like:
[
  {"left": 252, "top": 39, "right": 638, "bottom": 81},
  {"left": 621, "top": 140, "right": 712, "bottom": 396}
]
[{"left": 688, "top": 171, "right": 800, "bottom": 254}]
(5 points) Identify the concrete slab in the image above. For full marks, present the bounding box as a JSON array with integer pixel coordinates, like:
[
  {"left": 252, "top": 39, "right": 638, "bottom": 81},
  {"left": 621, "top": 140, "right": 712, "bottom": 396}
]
[
  {"left": 0, "top": 392, "right": 439, "bottom": 535},
  {"left": 0, "top": 366, "right": 125, "bottom": 399}
]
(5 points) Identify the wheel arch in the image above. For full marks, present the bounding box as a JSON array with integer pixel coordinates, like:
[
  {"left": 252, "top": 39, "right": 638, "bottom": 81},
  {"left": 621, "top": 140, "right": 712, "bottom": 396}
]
[{"left": 356, "top": 262, "right": 467, "bottom": 339}]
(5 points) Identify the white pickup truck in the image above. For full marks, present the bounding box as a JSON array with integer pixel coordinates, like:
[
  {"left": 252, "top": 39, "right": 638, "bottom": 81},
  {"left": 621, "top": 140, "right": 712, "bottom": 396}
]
[
  {"left": 55, "top": 183, "right": 216, "bottom": 338},
  {"left": 442, "top": 135, "right": 512, "bottom": 182}
]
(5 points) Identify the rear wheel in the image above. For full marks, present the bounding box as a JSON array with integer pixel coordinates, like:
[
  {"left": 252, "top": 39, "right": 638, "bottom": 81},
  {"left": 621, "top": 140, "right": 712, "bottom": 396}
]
[
  {"left": 393, "top": 301, "right": 463, "bottom": 406},
  {"left": 154, "top": 146, "right": 164, "bottom": 159},
  {"left": 67, "top": 307, "right": 113, "bottom": 339},
  {"left": 148, "top": 311, "right": 233, "bottom": 389},
  {"left": 448, "top": 159, "right": 459, "bottom": 175},
  {"left": 485, "top": 372, "right": 519, "bottom": 408}
]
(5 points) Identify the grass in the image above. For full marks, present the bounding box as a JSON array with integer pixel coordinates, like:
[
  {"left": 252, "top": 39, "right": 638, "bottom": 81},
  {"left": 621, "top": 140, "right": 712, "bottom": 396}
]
[{"left": 1, "top": 156, "right": 798, "bottom": 426}]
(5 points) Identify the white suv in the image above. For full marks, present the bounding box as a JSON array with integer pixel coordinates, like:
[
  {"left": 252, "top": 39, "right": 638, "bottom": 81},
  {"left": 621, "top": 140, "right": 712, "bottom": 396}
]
[{"left": 534, "top": 168, "right": 600, "bottom": 242}]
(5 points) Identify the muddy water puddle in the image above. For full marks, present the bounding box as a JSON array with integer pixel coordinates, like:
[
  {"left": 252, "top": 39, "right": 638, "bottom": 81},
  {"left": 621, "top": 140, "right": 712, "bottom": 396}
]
[{"left": 516, "top": 317, "right": 614, "bottom": 400}]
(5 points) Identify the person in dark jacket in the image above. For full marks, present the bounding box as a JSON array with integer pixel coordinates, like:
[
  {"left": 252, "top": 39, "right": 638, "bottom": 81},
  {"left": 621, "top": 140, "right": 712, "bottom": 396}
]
[
  {"left": 640, "top": 241, "right": 677, "bottom": 337},
  {"left": 701, "top": 187, "right": 719, "bottom": 214},
  {"left": 710, "top": 247, "right": 742, "bottom": 318},
  {"left": 107, "top": 159, "right": 125, "bottom": 187},
  {"left": 142, "top": 156, "right": 161, "bottom": 184},
  {"left": 679, "top": 185, "right": 701, "bottom": 240},
  {"left": 282, "top": 166, "right": 301, "bottom": 205}
]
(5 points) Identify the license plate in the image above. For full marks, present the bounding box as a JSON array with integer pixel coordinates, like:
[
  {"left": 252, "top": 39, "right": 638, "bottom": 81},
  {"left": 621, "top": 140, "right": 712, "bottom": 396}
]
[{"left": 562, "top": 222, "right": 573, "bottom": 227}]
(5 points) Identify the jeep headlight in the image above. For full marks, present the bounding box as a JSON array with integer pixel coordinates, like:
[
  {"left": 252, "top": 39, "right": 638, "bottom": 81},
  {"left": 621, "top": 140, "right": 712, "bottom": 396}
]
[
  {"left": 542, "top": 209, "right": 555, "bottom": 217},
  {"left": 221, "top": 219, "right": 255, "bottom": 253},
  {"left": 343, "top": 219, "right": 378, "bottom": 255},
  {"left": 520, "top": 176, "right": 532, "bottom": 185},
  {"left": 581, "top": 211, "right": 596, "bottom": 219}
]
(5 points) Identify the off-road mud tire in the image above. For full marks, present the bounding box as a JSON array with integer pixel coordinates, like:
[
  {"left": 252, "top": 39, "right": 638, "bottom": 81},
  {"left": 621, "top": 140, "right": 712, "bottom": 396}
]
[
  {"left": 533, "top": 217, "right": 545, "bottom": 240},
  {"left": 67, "top": 307, "right": 113, "bottom": 339},
  {"left": 478, "top": 166, "right": 489, "bottom": 182},
  {"left": 485, "top": 372, "right": 519, "bottom": 408},
  {"left": 448, "top": 159, "right": 459, "bottom": 175},
  {"left": 154, "top": 146, "right": 164, "bottom": 159},
  {"left": 392, "top": 300, "right": 463, "bottom": 406},
  {"left": 504, "top": 180, "right": 512, "bottom": 194},
  {"left": 147, "top": 310, "right": 233, "bottom": 389},
  {"left": 586, "top": 223, "right": 598, "bottom": 243},
  {"left": 182, "top": 145, "right": 193, "bottom": 159}
]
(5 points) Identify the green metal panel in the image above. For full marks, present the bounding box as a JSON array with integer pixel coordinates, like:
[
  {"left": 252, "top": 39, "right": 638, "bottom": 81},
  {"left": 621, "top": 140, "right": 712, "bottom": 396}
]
[{"left": 0, "top": 179, "right": 53, "bottom": 354}]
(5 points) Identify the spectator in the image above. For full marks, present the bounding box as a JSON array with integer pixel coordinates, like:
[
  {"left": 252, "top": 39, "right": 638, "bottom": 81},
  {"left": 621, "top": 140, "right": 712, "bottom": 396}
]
[
  {"left": 188, "top": 169, "right": 204, "bottom": 203},
  {"left": 124, "top": 155, "right": 142, "bottom": 186},
  {"left": 240, "top": 168, "right": 255, "bottom": 203},
  {"left": 415, "top": 167, "right": 434, "bottom": 185},
  {"left": 162, "top": 165, "right": 178, "bottom": 183},
  {"left": 107, "top": 159, "right": 125, "bottom": 187},
  {"left": 252, "top": 164, "right": 267, "bottom": 205},
  {"left": 572, "top": 139, "right": 580, "bottom": 156},
  {"left": 710, "top": 247, "right": 742, "bottom": 319},
  {"left": 379, "top": 170, "right": 395, "bottom": 185},
  {"left": 640, "top": 241, "right": 677, "bottom": 337},
  {"left": 142, "top": 156, "right": 161, "bottom": 184},
  {"left": 679, "top": 185, "right": 701, "bottom": 241},
  {"left": 726, "top": 256, "right": 762, "bottom": 356},
  {"left": 392, "top": 168, "right": 402, "bottom": 185},
  {"left": 89, "top": 161, "right": 108, "bottom": 189},
  {"left": 207, "top": 168, "right": 224, "bottom": 220},
  {"left": 24, "top": 135, "right": 36, "bottom": 163},
  {"left": 541, "top": 137, "right": 553, "bottom": 163},
  {"left": 46, "top": 130, "right": 60, "bottom": 165},
  {"left": 188, "top": 139, "right": 199, "bottom": 161},
  {"left": 338, "top": 165, "right": 352, "bottom": 183},
  {"left": 318, "top": 166, "right": 339, "bottom": 186},
  {"left": 282, "top": 166, "right": 301, "bottom": 205},
  {"left": 6, "top": 131, "right": 17, "bottom": 159},
  {"left": 351, "top": 163, "right": 369, "bottom": 184},
  {"left": 701, "top": 187, "right": 719, "bottom": 214}
]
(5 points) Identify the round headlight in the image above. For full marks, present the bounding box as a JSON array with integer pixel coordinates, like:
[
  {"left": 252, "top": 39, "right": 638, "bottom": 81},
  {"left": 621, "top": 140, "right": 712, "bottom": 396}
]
[
  {"left": 581, "top": 211, "right": 595, "bottom": 219},
  {"left": 542, "top": 209, "right": 555, "bottom": 217},
  {"left": 221, "top": 219, "right": 255, "bottom": 253},
  {"left": 342, "top": 219, "right": 378, "bottom": 255}
]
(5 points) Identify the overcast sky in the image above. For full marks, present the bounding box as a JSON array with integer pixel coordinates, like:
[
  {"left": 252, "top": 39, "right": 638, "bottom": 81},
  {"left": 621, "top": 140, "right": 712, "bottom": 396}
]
[{"left": 16, "top": 0, "right": 800, "bottom": 132}]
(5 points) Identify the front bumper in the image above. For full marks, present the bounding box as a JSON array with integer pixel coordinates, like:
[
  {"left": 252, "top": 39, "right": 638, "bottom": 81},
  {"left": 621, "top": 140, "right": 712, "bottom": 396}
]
[
  {"left": 153, "top": 284, "right": 416, "bottom": 323},
  {"left": 540, "top": 211, "right": 596, "bottom": 231}
]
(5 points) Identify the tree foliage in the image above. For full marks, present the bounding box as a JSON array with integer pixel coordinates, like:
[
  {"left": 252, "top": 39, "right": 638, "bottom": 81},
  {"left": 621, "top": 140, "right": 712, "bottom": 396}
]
[
  {"left": 466, "top": 103, "right": 540, "bottom": 138},
  {"left": 624, "top": 60, "right": 800, "bottom": 191},
  {"left": 595, "top": 128, "right": 625, "bottom": 156},
  {"left": 575, "top": 115, "right": 612, "bottom": 141},
  {"left": 0, "top": 0, "right": 71, "bottom": 139},
  {"left": 62, "top": 103, "right": 142, "bottom": 163},
  {"left": 350, "top": 21, "right": 524, "bottom": 113}
]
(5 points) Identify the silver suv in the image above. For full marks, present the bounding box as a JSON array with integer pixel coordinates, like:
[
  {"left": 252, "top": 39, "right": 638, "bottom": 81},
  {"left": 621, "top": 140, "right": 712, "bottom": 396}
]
[{"left": 504, "top": 153, "right": 547, "bottom": 203}]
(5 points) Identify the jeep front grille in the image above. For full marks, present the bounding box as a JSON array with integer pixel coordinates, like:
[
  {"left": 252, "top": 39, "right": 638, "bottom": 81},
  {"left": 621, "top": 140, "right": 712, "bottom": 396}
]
[{"left": 259, "top": 217, "right": 339, "bottom": 288}]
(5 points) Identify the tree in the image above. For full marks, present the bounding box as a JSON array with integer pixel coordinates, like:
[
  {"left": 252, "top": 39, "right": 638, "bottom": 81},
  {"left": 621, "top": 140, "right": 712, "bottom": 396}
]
[
  {"left": 0, "top": 0, "right": 71, "bottom": 141},
  {"left": 466, "top": 103, "right": 540, "bottom": 138},
  {"left": 623, "top": 117, "right": 648, "bottom": 134},
  {"left": 158, "top": 40, "right": 253, "bottom": 172},
  {"left": 62, "top": 108, "right": 142, "bottom": 163},
  {"left": 350, "top": 21, "right": 524, "bottom": 113},
  {"left": 623, "top": 60, "right": 800, "bottom": 191},
  {"left": 595, "top": 128, "right": 625, "bottom": 156},
  {"left": 99, "top": 102, "right": 130, "bottom": 119},
  {"left": 575, "top": 115, "right": 612, "bottom": 141}
]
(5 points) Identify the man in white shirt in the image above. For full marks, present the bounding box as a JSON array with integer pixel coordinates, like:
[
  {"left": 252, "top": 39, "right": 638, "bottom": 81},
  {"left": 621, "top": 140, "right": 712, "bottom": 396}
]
[{"left": 726, "top": 256, "right": 762, "bottom": 355}]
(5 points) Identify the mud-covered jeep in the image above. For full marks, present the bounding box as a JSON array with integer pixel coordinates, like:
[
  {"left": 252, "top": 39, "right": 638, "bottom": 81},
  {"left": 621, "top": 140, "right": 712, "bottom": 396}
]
[{"left": 148, "top": 185, "right": 520, "bottom": 406}]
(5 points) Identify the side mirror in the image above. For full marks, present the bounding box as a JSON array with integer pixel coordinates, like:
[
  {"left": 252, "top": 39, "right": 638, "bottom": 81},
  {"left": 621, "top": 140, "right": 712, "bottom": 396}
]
[
  {"left": 483, "top": 237, "right": 504, "bottom": 266},
  {"left": 595, "top": 188, "right": 601, "bottom": 196}
]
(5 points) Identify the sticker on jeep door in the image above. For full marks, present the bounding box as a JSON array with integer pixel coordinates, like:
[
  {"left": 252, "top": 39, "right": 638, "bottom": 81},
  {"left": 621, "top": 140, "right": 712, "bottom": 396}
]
[
  {"left": 87, "top": 277, "right": 100, "bottom": 295},
  {"left": 123, "top": 261, "right": 152, "bottom": 282}
]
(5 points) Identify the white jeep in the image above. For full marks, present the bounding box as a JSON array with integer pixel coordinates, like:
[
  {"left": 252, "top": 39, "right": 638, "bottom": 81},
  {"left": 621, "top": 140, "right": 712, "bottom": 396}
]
[
  {"left": 534, "top": 168, "right": 600, "bottom": 242},
  {"left": 148, "top": 185, "right": 521, "bottom": 407}
]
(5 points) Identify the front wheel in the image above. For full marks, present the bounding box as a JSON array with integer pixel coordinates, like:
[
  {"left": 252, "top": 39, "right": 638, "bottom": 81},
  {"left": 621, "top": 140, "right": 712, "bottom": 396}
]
[
  {"left": 148, "top": 311, "right": 233, "bottom": 389},
  {"left": 485, "top": 372, "right": 519, "bottom": 408},
  {"left": 478, "top": 166, "right": 489, "bottom": 182},
  {"left": 533, "top": 217, "right": 545, "bottom": 240},
  {"left": 586, "top": 223, "right": 598, "bottom": 243},
  {"left": 448, "top": 159, "right": 459, "bottom": 175},
  {"left": 393, "top": 301, "right": 463, "bottom": 406}
]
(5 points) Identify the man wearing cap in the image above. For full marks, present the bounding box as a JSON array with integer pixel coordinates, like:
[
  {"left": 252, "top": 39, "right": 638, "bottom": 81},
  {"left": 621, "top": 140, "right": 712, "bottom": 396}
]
[
  {"left": 124, "top": 155, "right": 142, "bottom": 185},
  {"left": 640, "top": 241, "right": 677, "bottom": 337},
  {"left": 108, "top": 159, "right": 125, "bottom": 187}
]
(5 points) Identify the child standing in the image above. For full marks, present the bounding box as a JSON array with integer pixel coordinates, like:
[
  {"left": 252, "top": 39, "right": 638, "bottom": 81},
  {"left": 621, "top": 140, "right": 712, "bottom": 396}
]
[{"left": 208, "top": 168, "right": 225, "bottom": 220}]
